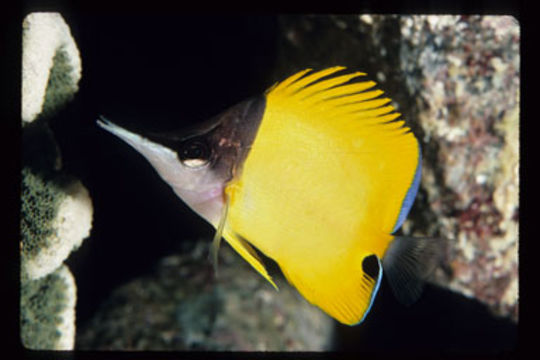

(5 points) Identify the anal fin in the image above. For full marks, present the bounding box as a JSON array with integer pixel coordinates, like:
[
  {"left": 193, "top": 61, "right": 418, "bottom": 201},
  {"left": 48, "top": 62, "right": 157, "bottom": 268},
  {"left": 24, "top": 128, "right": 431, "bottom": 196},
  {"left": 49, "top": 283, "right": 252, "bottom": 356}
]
[
  {"left": 280, "top": 253, "right": 383, "bottom": 326},
  {"left": 382, "top": 236, "right": 445, "bottom": 306},
  {"left": 223, "top": 230, "right": 279, "bottom": 291}
]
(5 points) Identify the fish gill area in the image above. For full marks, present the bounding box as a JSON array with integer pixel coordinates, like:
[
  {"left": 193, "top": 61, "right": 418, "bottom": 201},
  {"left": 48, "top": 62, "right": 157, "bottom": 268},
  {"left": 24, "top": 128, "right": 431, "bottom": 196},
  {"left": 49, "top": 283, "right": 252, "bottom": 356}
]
[{"left": 19, "top": 12, "right": 519, "bottom": 354}]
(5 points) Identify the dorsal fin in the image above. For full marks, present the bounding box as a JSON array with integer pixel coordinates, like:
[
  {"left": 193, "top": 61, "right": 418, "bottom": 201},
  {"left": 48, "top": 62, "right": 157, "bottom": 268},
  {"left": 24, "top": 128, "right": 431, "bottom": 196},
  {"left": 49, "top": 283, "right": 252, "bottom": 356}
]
[{"left": 265, "top": 67, "right": 406, "bottom": 128}]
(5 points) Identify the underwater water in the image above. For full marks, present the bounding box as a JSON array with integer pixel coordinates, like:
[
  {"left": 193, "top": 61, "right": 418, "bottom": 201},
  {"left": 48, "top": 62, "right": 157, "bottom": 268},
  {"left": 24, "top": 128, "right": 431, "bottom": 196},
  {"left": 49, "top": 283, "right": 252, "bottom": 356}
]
[{"left": 21, "top": 12, "right": 520, "bottom": 354}]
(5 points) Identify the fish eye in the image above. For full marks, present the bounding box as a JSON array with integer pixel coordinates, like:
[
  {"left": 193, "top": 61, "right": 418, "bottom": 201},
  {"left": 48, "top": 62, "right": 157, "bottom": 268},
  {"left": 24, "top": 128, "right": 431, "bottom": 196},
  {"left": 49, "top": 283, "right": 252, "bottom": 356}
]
[{"left": 178, "top": 139, "right": 211, "bottom": 168}]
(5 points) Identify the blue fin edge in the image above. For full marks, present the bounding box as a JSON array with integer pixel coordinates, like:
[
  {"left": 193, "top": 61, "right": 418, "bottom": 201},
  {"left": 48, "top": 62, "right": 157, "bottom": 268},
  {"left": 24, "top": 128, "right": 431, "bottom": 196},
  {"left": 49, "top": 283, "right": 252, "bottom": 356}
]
[
  {"left": 350, "top": 256, "right": 383, "bottom": 326},
  {"left": 392, "top": 143, "right": 422, "bottom": 233}
]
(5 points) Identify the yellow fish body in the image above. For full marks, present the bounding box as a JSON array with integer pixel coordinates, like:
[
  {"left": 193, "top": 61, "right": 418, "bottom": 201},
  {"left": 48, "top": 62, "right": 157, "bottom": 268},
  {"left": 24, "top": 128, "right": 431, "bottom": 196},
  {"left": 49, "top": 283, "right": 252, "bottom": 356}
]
[{"left": 98, "top": 67, "right": 440, "bottom": 325}]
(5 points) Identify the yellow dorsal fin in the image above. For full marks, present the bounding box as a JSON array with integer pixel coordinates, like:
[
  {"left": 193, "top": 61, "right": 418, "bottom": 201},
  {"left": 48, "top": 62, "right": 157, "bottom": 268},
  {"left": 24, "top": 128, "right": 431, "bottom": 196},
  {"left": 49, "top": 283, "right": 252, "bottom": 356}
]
[
  {"left": 311, "top": 85, "right": 381, "bottom": 103},
  {"left": 265, "top": 67, "right": 407, "bottom": 132},
  {"left": 266, "top": 68, "right": 313, "bottom": 95},
  {"left": 222, "top": 228, "right": 279, "bottom": 291},
  {"left": 280, "top": 67, "right": 351, "bottom": 96}
]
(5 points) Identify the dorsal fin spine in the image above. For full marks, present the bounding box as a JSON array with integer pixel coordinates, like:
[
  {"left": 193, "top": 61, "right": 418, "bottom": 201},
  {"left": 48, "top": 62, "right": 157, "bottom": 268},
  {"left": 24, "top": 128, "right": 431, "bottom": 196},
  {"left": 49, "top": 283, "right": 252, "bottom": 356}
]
[
  {"left": 294, "top": 71, "right": 367, "bottom": 99},
  {"left": 267, "top": 68, "right": 312, "bottom": 95},
  {"left": 267, "top": 68, "right": 406, "bottom": 130},
  {"left": 283, "top": 66, "right": 347, "bottom": 94}
]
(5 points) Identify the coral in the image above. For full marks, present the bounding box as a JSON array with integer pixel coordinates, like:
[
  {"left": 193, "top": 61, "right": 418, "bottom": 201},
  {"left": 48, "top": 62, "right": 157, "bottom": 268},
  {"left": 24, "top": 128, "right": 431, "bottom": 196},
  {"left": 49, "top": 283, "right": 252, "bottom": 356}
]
[
  {"left": 20, "top": 265, "right": 77, "bottom": 350},
  {"left": 21, "top": 167, "right": 92, "bottom": 280},
  {"left": 20, "top": 12, "right": 89, "bottom": 350},
  {"left": 41, "top": 47, "right": 80, "bottom": 119},
  {"left": 22, "top": 12, "right": 81, "bottom": 124},
  {"left": 21, "top": 167, "right": 65, "bottom": 268}
]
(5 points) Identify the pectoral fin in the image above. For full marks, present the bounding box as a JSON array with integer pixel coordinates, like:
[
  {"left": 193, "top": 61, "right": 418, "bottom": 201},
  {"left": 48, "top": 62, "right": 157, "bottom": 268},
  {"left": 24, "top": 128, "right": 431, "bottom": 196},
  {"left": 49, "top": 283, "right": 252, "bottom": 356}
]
[
  {"left": 223, "top": 230, "right": 278, "bottom": 291},
  {"left": 209, "top": 194, "right": 229, "bottom": 275}
]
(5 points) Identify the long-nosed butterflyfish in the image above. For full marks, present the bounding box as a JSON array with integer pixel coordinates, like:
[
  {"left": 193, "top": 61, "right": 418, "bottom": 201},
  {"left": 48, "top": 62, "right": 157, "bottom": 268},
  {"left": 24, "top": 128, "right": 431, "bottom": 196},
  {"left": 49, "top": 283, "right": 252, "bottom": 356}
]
[{"left": 97, "top": 67, "right": 442, "bottom": 325}]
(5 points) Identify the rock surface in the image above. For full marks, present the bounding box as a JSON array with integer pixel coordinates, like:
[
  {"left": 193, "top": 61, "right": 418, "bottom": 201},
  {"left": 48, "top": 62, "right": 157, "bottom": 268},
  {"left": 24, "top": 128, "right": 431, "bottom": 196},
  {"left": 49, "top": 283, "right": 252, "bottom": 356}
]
[
  {"left": 398, "top": 15, "right": 519, "bottom": 321},
  {"left": 76, "top": 242, "right": 334, "bottom": 351}
]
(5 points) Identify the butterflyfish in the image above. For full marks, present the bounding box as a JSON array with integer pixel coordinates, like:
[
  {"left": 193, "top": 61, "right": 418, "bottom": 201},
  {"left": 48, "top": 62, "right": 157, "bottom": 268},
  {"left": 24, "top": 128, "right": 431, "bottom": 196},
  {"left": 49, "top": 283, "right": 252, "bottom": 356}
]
[{"left": 97, "top": 67, "right": 441, "bottom": 325}]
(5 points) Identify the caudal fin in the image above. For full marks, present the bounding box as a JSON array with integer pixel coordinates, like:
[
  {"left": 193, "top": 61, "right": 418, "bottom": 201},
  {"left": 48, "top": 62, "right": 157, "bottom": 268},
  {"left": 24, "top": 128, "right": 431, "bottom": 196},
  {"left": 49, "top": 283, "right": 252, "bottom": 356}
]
[{"left": 382, "top": 236, "right": 445, "bottom": 305}]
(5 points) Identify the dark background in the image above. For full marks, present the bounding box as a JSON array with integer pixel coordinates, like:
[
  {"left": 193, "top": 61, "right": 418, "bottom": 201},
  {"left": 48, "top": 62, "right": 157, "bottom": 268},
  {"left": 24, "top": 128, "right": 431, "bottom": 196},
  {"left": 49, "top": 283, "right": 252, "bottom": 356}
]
[
  {"left": 48, "top": 13, "right": 280, "bottom": 331},
  {"left": 16, "top": 11, "right": 520, "bottom": 355}
]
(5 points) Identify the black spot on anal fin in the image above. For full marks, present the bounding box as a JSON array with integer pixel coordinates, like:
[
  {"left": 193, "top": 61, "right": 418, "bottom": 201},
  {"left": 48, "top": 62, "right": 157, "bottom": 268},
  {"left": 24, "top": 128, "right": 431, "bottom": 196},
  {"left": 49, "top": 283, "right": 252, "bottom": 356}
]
[{"left": 362, "top": 254, "right": 380, "bottom": 280}]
